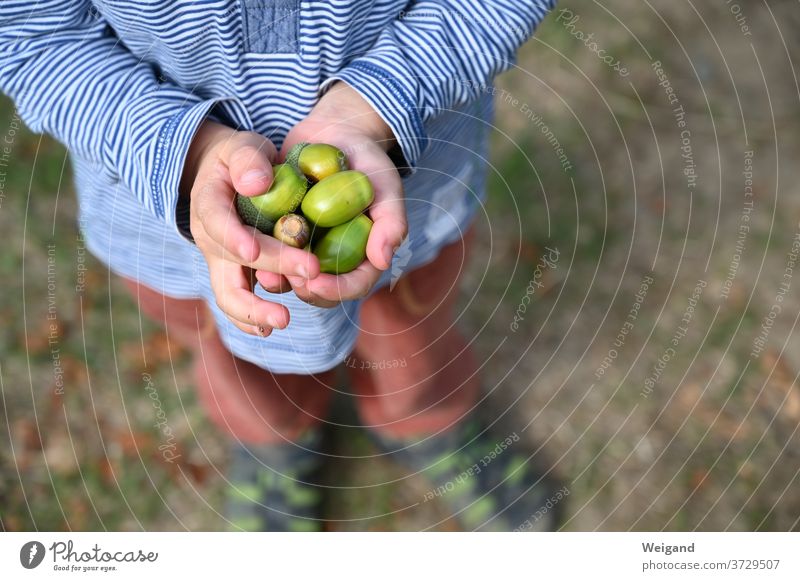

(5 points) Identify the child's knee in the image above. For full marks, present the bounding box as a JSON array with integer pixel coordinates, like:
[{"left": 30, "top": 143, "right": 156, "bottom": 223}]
[
  {"left": 122, "top": 277, "right": 207, "bottom": 348},
  {"left": 193, "top": 332, "right": 334, "bottom": 443},
  {"left": 350, "top": 333, "right": 476, "bottom": 423}
]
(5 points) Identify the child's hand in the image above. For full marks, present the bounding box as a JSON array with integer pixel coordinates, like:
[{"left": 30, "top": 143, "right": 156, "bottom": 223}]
[
  {"left": 182, "top": 121, "right": 320, "bottom": 335},
  {"left": 264, "top": 82, "right": 408, "bottom": 308}
]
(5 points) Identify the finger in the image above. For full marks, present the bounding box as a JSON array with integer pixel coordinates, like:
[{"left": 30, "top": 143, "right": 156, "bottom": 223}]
[
  {"left": 194, "top": 168, "right": 320, "bottom": 278},
  {"left": 344, "top": 147, "right": 407, "bottom": 271},
  {"left": 224, "top": 132, "right": 278, "bottom": 197},
  {"left": 208, "top": 257, "right": 290, "bottom": 329},
  {"left": 286, "top": 276, "right": 340, "bottom": 308},
  {"left": 248, "top": 235, "right": 321, "bottom": 279},
  {"left": 255, "top": 270, "right": 292, "bottom": 294},
  {"left": 365, "top": 170, "right": 407, "bottom": 271},
  {"left": 193, "top": 167, "right": 261, "bottom": 263},
  {"left": 227, "top": 317, "right": 270, "bottom": 338},
  {"left": 303, "top": 261, "right": 381, "bottom": 302}
]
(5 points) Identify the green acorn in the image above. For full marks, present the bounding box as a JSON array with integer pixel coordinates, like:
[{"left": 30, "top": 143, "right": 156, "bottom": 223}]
[
  {"left": 236, "top": 195, "right": 274, "bottom": 235},
  {"left": 284, "top": 142, "right": 309, "bottom": 170},
  {"left": 298, "top": 143, "right": 348, "bottom": 182},
  {"left": 235, "top": 163, "right": 308, "bottom": 233},
  {"left": 312, "top": 214, "right": 373, "bottom": 275},
  {"left": 301, "top": 170, "right": 374, "bottom": 228}
]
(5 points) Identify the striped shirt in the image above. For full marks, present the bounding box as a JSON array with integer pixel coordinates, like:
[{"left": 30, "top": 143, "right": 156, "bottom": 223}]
[{"left": 1, "top": 0, "right": 554, "bottom": 373}]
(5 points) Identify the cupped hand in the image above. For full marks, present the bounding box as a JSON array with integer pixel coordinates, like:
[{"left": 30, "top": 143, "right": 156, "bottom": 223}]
[
  {"left": 262, "top": 82, "right": 408, "bottom": 308},
  {"left": 182, "top": 121, "right": 320, "bottom": 335}
]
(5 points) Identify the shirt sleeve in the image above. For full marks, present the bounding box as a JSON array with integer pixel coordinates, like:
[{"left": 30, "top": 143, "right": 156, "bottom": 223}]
[
  {"left": 322, "top": 0, "right": 556, "bottom": 170},
  {"left": 0, "top": 1, "right": 251, "bottom": 233}
]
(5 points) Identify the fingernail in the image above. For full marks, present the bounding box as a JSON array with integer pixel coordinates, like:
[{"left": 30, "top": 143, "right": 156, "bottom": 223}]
[
  {"left": 383, "top": 245, "right": 395, "bottom": 266},
  {"left": 296, "top": 264, "right": 309, "bottom": 279},
  {"left": 267, "top": 315, "right": 282, "bottom": 329},
  {"left": 241, "top": 170, "right": 268, "bottom": 186}
]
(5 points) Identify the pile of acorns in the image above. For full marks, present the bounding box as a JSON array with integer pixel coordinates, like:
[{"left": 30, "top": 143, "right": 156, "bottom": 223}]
[{"left": 235, "top": 143, "right": 374, "bottom": 274}]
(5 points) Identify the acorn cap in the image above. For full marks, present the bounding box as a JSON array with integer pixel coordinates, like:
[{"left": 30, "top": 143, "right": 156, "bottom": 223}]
[
  {"left": 273, "top": 213, "right": 311, "bottom": 248},
  {"left": 236, "top": 193, "right": 274, "bottom": 234},
  {"left": 284, "top": 142, "right": 309, "bottom": 171}
]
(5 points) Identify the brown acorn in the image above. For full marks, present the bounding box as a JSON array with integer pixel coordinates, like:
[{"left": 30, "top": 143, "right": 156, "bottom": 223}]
[{"left": 273, "top": 214, "right": 311, "bottom": 248}]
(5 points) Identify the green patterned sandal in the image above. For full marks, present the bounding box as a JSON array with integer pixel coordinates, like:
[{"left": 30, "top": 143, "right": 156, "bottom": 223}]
[
  {"left": 225, "top": 430, "right": 325, "bottom": 532},
  {"left": 369, "top": 419, "right": 566, "bottom": 531}
]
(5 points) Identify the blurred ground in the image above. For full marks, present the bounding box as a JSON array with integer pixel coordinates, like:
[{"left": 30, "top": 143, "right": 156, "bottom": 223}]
[{"left": 1, "top": 1, "right": 799, "bottom": 531}]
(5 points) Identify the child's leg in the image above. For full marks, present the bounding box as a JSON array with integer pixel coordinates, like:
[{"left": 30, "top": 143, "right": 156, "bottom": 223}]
[
  {"left": 123, "top": 277, "right": 334, "bottom": 530},
  {"left": 122, "top": 278, "right": 334, "bottom": 444},
  {"left": 193, "top": 328, "right": 335, "bottom": 444},
  {"left": 122, "top": 278, "right": 209, "bottom": 351},
  {"left": 348, "top": 231, "right": 561, "bottom": 531},
  {"left": 347, "top": 228, "right": 480, "bottom": 437}
]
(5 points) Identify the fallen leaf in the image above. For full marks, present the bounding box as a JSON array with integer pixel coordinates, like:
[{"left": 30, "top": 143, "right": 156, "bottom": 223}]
[
  {"left": 113, "top": 429, "right": 154, "bottom": 457},
  {"left": 43, "top": 428, "right": 79, "bottom": 476},
  {"left": 689, "top": 468, "right": 711, "bottom": 492},
  {"left": 186, "top": 461, "right": 210, "bottom": 486}
]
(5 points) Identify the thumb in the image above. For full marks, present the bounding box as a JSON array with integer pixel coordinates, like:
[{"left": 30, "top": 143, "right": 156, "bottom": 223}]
[
  {"left": 366, "top": 173, "right": 407, "bottom": 271},
  {"left": 223, "top": 132, "right": 278, "bottom": 197}
]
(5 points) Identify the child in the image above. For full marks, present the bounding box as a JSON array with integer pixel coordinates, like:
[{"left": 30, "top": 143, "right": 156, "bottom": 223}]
[{"left": 1, "top": 0, "right": 559, "bottom": 530}]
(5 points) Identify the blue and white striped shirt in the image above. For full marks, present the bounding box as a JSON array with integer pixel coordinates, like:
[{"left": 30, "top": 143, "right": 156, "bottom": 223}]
[{"left": 1, "top": 0, "right": 554, "bottom": 373}]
